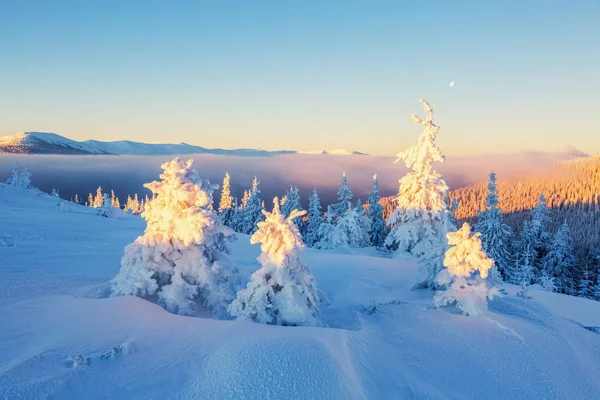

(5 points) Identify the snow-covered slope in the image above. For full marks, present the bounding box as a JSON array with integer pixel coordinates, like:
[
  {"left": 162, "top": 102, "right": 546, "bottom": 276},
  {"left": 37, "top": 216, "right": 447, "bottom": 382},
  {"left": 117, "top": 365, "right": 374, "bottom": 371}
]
[
  {"left": 0, "top": 132, "right": 366, "bottom": 157},
  {"left": 300, "top": 149, "right": 368, "bottom": 156},
  {"left": 1, "top": 185, "right": 600, "bottom": 399}
]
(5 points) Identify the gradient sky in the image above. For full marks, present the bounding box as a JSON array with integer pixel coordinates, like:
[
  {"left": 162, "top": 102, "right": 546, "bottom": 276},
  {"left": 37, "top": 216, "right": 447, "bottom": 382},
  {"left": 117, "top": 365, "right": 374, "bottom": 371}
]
[{"left": 1, "top": 0, "right": 599, "bottom": 156}]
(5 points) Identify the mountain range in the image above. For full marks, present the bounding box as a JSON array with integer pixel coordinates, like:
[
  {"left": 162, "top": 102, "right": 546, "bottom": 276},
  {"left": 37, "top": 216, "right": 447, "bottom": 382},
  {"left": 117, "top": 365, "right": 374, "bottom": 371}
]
[{"left": 0, "top": 132, "right": 367, "bottom": 156}]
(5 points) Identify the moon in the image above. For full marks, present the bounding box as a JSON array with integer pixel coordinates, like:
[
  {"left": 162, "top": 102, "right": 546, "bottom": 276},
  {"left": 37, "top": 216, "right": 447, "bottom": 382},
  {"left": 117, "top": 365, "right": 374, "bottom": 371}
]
[{"left": 449, "top": 81, "right": 455, "bottom": 88}]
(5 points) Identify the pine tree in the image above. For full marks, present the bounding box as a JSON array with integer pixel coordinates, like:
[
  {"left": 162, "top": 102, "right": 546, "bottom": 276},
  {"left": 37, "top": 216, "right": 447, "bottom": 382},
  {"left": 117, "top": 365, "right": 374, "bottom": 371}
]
[
  {"left": 542, "top": 222, "right": 576, "bottom": 293},
  {"left": 228, "top": 198, "right": 319, "bottom": 326},
  {"left": 521, "top": 193, "right": 552, "bottom": 272},
  {"left": 367, "top": 174, "right": 386, "bottom": 247},
  {"left": 87, "top": 193, "right": 94, "bottom": 208},
  {"left": 445, "top": 196, "right": 458, "bottom": 227},
  {"left": 508, "top": 244, "right": 535, "bottom": 286},
  {"left": 593, "top": 265, "right": 600, "bottom": 301},
  {"left": 240, "top": 177, "right": 264, "bottom": 234},
  {"left": 578, "top": 265, "right": 594, "bottom": 299},
  {"left": 230, "top": 197, "right": 240, "bottom": 232},
  {"left": 6, "top": 164, "right": 32, "bottom": 189},
  {"left": 111, "top": 158, "right": 239, "bottom": 317},
  {"left": 218, "top": 172, "right": 234, "bottom": 227},
  {"left": 74, "top": 194, "right": 80, "bottom": 204},
  {"left": 281, "top": 185, "right": 305, "bottom": 235},
  {"left": 97, "top": 193, "right": 114, "bottom": 217},
  {"left": 385, "top": 99, "right": 454, "bottom": 289},
  {"left": 51, "top": 188, "right": 59, "bottom": 198},
  {"left": 315, "top": 205, "right": 336, "bottom": 250},
  {"left": 331, "top": 172, "right": 354, "bottom": 220},
  {"left": 434, "top": 223, "right": 498, "bottom": 316},
  {"left": 305, "top": 188, "right": 323, "bottom": 247},
  {"left": 91, "top": 186, "right": 104, "bottom": 208},
  {"left": 329, "top": 202, "right": 371, "bottom": 248},
  {"left": 473, "top": 172, "right": 514, "bottom": 280}
]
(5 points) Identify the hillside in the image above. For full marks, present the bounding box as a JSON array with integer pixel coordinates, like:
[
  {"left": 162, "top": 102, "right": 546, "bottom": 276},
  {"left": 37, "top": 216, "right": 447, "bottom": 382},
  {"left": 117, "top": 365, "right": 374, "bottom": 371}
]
[
  {"left": 2, "top": 184, "right": 600, "bottom": 399},
  {"left": 0, "top": 132, "right": 368, "bottom": 157},
  {"left": 381, "top": 156, "right": 600, "bottom": 261}
]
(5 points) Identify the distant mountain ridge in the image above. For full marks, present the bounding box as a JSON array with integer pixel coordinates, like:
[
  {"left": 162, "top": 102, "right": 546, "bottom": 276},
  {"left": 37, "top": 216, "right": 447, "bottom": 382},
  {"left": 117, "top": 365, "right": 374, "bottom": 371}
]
[{"left": 0, "top": 132, "right": 368, "bottom": 156}]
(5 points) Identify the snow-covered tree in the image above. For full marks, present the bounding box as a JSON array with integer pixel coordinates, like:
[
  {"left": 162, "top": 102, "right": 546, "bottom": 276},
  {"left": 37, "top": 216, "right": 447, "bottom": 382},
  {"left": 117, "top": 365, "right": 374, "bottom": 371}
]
[
  {"left": 124, "top": 194, "right": 142, "bottom": 214},
  {"left": 445, "top": 195, "right": 458, "bottom": 227},
  {"left": 434, "top": 223, "right": 497, "bottom": 316},
  {"left": 74, "top": 194, "right": 80, "bottom": 204},
  {"left": 578, "top": 265, "right": 595, "bottom": 299},
  {"left": 473, "top": 172, "right": 514, "bottom": 281},
  {"left": 6, "top": 164, "right": 32, "bottom": 189},
  {"left": 367, "top": 174, "right": 386, "bottom": 248},
  {"left": 304, "top": 188, "right": 323, "bottom": 247},
  {"left": 51, "top": 188, "right": 59, "bottom": 198},
  {"left": 542, "top": 222, "right": 576, "bottom": 293},
  {"left": 594, "top": 266, "right": 600, "bottom": 301},
  {"left": 96, "top": 193, "right": 114, "bottom": 217},
  {"left": 239, "top": 177, "right": 264, "bottom": 234},
  {"left": 385, "top": 98, "right": 454, "bottom": 288},
  {"left": 111, "top": 158, "right": 239, "bottom": 317},
  {"left": 330, "top": 172, "right": 354, "bottom": 220},
  {"left": 281, "top": 185, "right": 305, "bottom": 235},
  {"left": 110, "top": 190, "right": 120, "bottom": 208},
  {"left": 218, "top": 172, "right": 234, "bottom": 227},
  {"left": 228, "top": 198, "right": 320, "bottom": 326},
  {"left": 315, "top": 205, "right": 336, "bottom": 250},
  {"left": 92, "top": 186, "right": 104, "bottom": 208},
  {"left": 521, "top": 193, "right": 552, "bottom": 272},
  {"left": 329, "top": 202, "right": 371, "bottom": 249}
]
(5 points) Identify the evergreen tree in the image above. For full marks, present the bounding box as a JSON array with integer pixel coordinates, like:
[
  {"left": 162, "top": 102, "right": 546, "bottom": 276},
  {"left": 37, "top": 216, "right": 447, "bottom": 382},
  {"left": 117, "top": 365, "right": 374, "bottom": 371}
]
[
  {"left": 578, "top": 265, "right": 594, "bottom": 299},
  {"left": 329, "top": 202, "right": 371, "bottom": 249},
  {"left": 305, "top": 188, "right": 323, "bottom": 247},
  {"left": 74, "top": 194, "right": 80, "bottom": 204},
  {"left": 112, "top": 158, "right": 239, "bottom": 317},
  {"left": 367, "top": 174, "right": 386, "bottom": 247},
  {"left": 240, "top": 177, "right": 264, "bottom": 234},
  {"left": 218, "top": 172, "right": 234, "bottom": 227},
  {"left": 508, "top": 244, "right": 535, "bottom": 286},
  {"left": 542, "top": 222, "right": 576, "bottom": 293},
  {"left": 445, "top": 196, "right": 459, "bottom": 227},
  {"left": 331, "top": 172, "right": 354, "bottom": 219},
  {"left": 6, "top": 164, "right": 32, "bottom": 189},
  {"left": 51, "top": 188, "right": 59, "bottom": 198},
  {"left": 228, "top": 198, "right": 319, "bottom": 326},
  {"left": 522, "top": 193, "right": 552, "bottom": 272},
  {"left": 92, "top": 186, "right": 104, "bottom": 208},
  {"left": 315, "top": 205, "right": 336, "bottom": 250},
  {"left": 87, "top": 193, "right": 94, "bottom": 207},
  {"left": 434, "top": 223, "right": 497, "bottom": 316},
  {"left": 473, "top": 172, "right": 514, "bottom": 280},
  {"left": 97, "top": 193, "right": 115, "bottom": 217},
  {"left": 281, "top": 185, "right": 306, "bottom": 235},
  {"left": 385, "top": 99, "right": 454, "bottom": 289}
]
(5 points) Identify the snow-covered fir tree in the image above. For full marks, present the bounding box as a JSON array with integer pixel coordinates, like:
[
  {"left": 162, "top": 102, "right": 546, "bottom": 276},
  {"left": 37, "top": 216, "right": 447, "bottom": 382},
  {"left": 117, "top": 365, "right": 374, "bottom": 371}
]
[
  {"left": 74, "top": 194, "right": 80, "bottom": 204},
  {"left": 520, "top": 193, "right": 552, "bottom": 273},
  {"left": 315, "top": 205, "right": 336, "bottom": 250},
  {"left": 110, "top": 190, "right": 120, "bottom": 208},
  {"left": 111, "top": 158, "right": 239, "bottom": 317},
  {"left": 228, "top": 198, "right": 320, "bottom": 326},
  {"left": 96, "top": 193, "right": 114, "bottom": 217},
  {"left": 473, "top": 172, "right": 514, "bottom": 281},
  {"left": 542, "top": 222, "right": 576, "bottom": 293},
  {"left": 218, "top": 172, "right": 234, "bottom": 226},
  {"left": 329, "top": 202, "right": 371, "bottom": 249},
  {"left": 304, "top": 188, "right": 323, "bottom": 247},
  {"left": 578, "top": 265, "right": 595, "bottom": 299},
  {"left": 445, "top": 195, "right": 458, "bottom": 227},
  {"left": 330, "top": 172, "right": 354, "bottom": 220},
  {"left": 51, "top": 188, "right": 59, "bottom": 198},
  {"left": 281, "top": 185, "right": 306, "bottom": 235},
  {"left": 508, "top": 243, "right": 535, "bottom": 286},
  {"left": 6, "top": 164, "right": 32, "bottom": 189},
  {"left": 239, "top": 177, "right": 264, "bottom": 234},
  {"left": 434, "top": 223, "right": 497, "bottom": 316},
  {"left": 367, "top": 174, "right": 386, "bottom": 248},
  {"left": 92, "top": 186, "right": 104, "bottom": 208},
  {"left": 385, "top": 98, "right": 454, "bottom": 289}
]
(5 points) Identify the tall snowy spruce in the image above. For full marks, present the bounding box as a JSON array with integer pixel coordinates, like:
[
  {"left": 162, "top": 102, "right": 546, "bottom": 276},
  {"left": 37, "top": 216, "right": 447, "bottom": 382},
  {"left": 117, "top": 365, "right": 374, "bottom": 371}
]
[
  {"left": 6, "top": 164, "right": 32, "bottom": 189},
  {"left": 218, "top": 172, "right": 235, "bottom": 227},
  {"left": 111, "top": 158, "right": 239, "bottom": 317},
  {"left": 434, "top": 223, "right": 498, "bottom": 316},
  {"left": 385, "top": 98, "right": 454, "bottom": 289},
  {"left": 329, "top": 202, "right": 371, "bottom": 249},
  {"left": 542, "top": 222, "right": 576, "bottom": 293},
  {"left": 228, "top": 198, "right": 320, "bottom": 326},
  {"left": 331, "top": 172, "right": 354, "bottom": 220},
  {"left": 519, "top": 193, "right": 552, "bottom": 273},
  {"left": 315, "top": 205, "right": 336, "bottom": 249},
  {"left": 239, "top": 177, "right": 265, "bottom": 234},
  {"left": 367, "top": 174, "right": 386, "bottom": 248},
  {"left": 281, "top": 185, "right": 306, "bottom": 235},
  {"left": 304, "top": 188, "right": 323, "bottom": 247},
  {"left": 473, "top": 172, "right": 513, "bottom": 282}
]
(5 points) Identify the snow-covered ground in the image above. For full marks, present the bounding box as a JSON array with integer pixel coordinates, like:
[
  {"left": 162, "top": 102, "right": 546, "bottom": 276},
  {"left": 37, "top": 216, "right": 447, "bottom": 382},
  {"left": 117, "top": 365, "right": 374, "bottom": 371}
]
[{"left": 1, "top": 184, "right": 600, "bottom": 400}]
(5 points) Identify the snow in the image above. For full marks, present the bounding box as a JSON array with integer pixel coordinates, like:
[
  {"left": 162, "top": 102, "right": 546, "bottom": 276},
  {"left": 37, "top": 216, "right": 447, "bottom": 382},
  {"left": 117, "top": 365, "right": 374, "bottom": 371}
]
[{"left": 2, "top": 184, "right": 600, "bottom": 399}]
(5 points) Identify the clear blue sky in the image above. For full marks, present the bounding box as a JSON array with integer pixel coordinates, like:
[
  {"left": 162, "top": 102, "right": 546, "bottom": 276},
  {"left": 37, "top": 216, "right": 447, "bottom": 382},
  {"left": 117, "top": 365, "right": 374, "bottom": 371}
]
[{"left": 1, "top": 0, "right": 599, "bottom": 156}]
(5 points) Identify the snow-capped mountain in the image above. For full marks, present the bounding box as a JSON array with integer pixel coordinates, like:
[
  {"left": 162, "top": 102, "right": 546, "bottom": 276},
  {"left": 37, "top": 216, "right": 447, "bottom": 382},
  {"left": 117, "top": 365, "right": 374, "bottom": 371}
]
[
  {"left": 0, "top": 132, "right": 367, "bottom": 156},
  {"left": 300, "top": 148, "right": 368, "bottom": 156}
]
